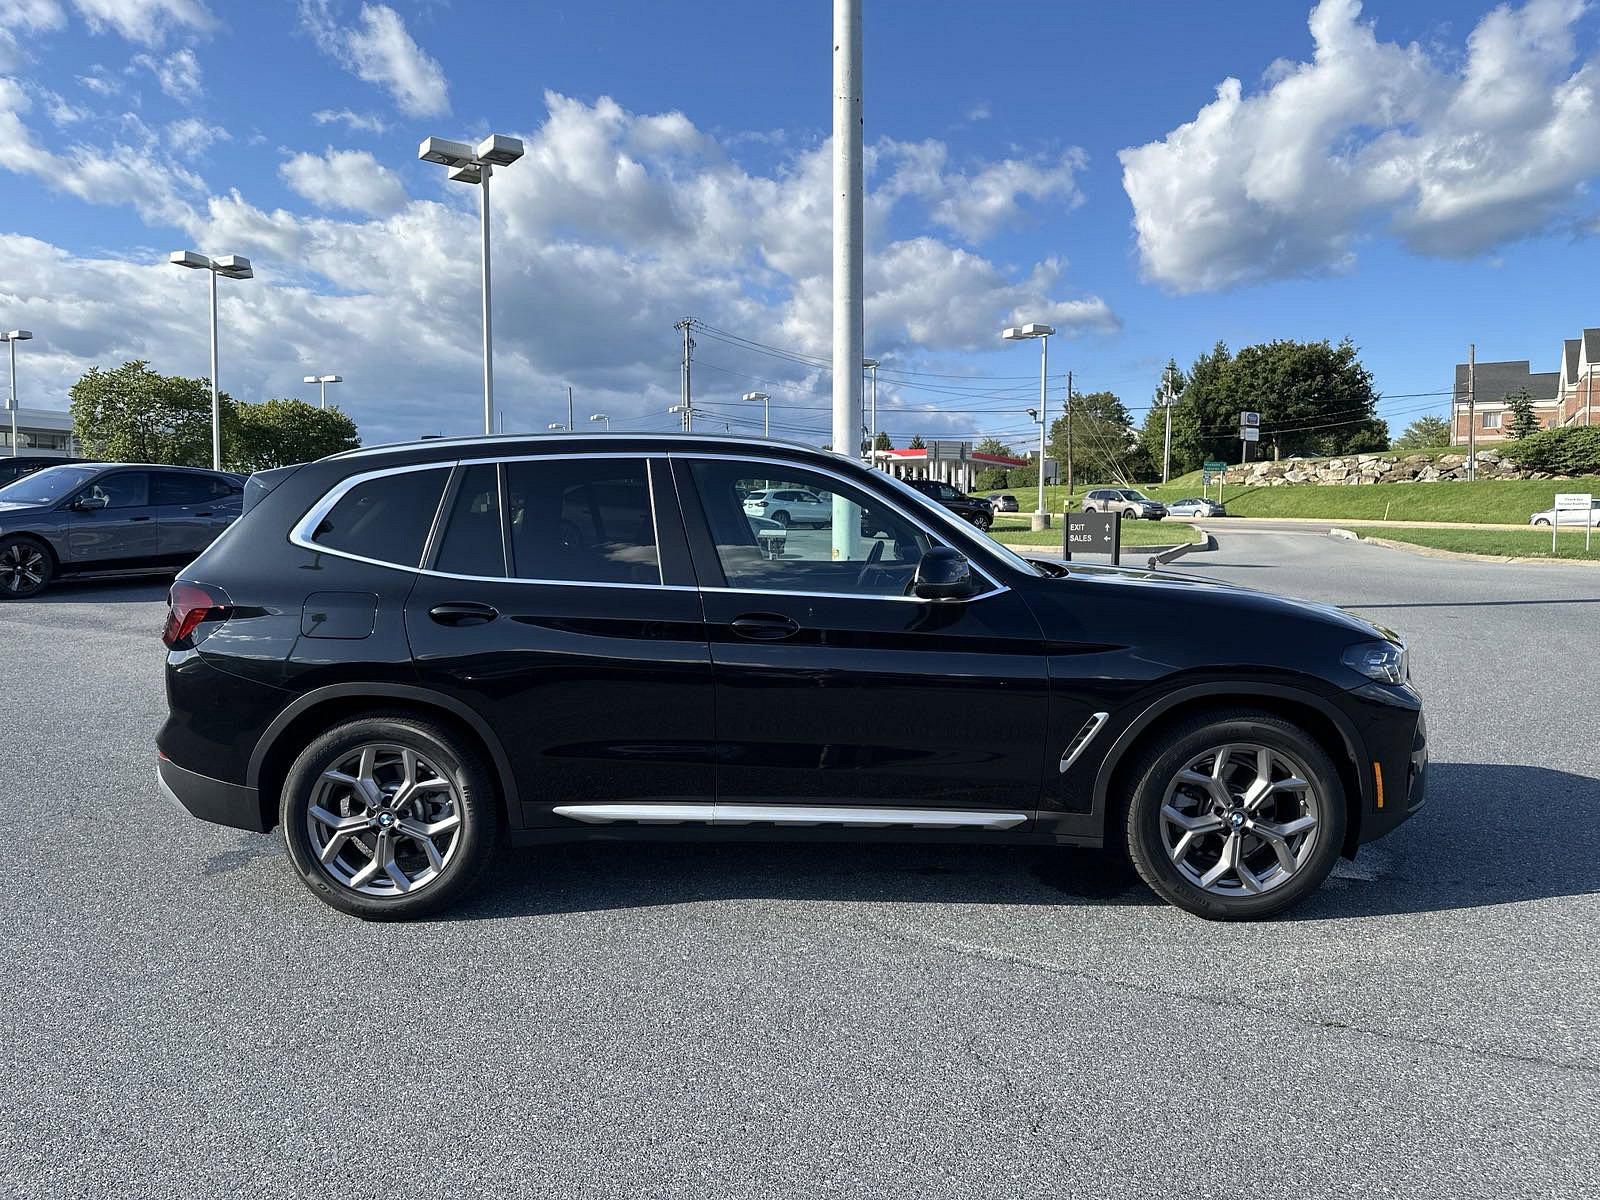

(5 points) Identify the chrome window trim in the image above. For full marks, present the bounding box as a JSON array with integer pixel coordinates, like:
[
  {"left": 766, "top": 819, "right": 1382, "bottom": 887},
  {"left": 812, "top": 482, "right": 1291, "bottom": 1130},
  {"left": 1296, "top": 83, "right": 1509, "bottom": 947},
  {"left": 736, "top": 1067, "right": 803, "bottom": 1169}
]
[
  {"left": 289, "top": 453, "right": 675, "bottom": 588},
  {"left": 673, "top": 450, "right": 1010, "bottom": 603}
]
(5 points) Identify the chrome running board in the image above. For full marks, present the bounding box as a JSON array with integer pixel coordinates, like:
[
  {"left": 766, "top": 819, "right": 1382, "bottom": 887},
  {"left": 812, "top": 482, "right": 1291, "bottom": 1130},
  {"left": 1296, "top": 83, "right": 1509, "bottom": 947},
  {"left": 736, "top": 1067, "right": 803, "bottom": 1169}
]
[
  {"left": 552, "top": 803, "right": 1027, "bottom": 830},
  {"left": 1059, "top": 712, "right": 1110, "bottom": 774}
]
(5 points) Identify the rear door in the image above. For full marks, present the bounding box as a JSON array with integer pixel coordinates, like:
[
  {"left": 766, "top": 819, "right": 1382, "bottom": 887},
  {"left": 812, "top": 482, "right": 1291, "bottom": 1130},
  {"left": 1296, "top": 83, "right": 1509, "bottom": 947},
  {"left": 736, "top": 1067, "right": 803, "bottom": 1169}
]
[
  {"left": 152, "top": 471, "right": 240, "bottom": 562},
  {"left": 64, "top": 470, "right": 158, "bottom": 566},
  {"left": 403, "top": 454, "right": 715, "bottom": 828}
]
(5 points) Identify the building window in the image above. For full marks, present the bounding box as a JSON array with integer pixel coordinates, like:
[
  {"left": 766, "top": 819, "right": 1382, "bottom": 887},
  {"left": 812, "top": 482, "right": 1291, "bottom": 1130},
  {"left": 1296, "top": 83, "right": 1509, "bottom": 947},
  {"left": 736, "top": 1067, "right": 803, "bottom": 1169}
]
[{"left": 1481, "top": 412, "right": 1502, "bottom": 429}]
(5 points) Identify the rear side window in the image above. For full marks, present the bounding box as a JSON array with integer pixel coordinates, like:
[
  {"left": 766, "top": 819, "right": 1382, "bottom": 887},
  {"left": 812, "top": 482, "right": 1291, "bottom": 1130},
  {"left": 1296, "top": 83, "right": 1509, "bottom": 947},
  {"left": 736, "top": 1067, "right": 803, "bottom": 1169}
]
[
  {"left": 310, "top": 467, "right": 449, "bottom": 567},
  {"left": 154, "top": 472, "right": 233, "bottom": 506},
  {"left": 433, "top": 463, "right": 504, "bottom": 577},
  {"left": 505, "top": 457, "right": 658, "bottom": 584}
]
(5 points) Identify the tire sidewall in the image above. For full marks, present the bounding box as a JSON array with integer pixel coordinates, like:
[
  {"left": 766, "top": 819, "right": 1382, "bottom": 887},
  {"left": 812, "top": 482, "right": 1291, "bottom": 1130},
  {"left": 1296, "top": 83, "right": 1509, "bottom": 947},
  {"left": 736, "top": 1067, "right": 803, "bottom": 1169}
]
[
  {"left": 280, "top": 716, "right": 499, "bottom": 920},
  {"left": 1125, "top": 714, "right": 1347, "bottom": 920}
]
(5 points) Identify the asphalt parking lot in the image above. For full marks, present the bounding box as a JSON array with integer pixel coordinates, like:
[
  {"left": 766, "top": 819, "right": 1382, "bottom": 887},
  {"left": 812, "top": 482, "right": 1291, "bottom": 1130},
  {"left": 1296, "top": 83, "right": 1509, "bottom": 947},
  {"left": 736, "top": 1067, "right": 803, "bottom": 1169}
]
[{"left": 3, "top": 530, "right": 1597, "bottom": 1199}]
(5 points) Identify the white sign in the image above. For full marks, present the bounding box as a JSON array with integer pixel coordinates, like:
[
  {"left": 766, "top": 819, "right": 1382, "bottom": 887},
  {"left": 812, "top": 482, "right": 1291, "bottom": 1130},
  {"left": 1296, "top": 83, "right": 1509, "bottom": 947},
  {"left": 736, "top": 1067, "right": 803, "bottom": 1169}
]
[
  {"left": 1554, "top": 493, "right": 1592, "bottom": 510},
  {"left": 1240, "top": 411, "right": 1260, "bottom": 427},
  {"left": 1240, "top": 426, "right": 1260, "bottom": 443},
  {"left": 1552, "top": 492, "right": 1593, "bottom": 552}
]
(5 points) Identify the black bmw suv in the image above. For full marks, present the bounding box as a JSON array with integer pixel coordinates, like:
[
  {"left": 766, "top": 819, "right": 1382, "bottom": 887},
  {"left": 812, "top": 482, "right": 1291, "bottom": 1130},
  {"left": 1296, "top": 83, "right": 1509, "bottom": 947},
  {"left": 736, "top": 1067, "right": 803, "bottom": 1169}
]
[
  {"left": 902, "top": 477, "right": 994, "bottom": 529},
  {"left": 159, "top": 434, "right": 1426, "bottom": 921}
]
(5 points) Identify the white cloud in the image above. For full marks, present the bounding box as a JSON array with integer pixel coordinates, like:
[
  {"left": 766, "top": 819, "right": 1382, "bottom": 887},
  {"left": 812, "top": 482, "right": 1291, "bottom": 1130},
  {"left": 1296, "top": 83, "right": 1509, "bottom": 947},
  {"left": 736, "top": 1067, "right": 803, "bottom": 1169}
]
[
  {"left": 131, "top": 45, "right": 201, "bottom": 100},
  {"left": 0, "top": 91, "right": 1113, "bottom": 447},
  {"left": 0, "top": 0, "right": 67, "bottom": 31},
  {"left": 280, "top": 148, "right": 407, "bottom": 216},
  {"left": 1120, "top": 0, "right": 1600, "bottom": 292},
  {"left": 70, "top": 0, "right": 215, "bottom": 46},
  {"left": 165, "top": 115, "right": 227, "bottom": 154},
  {"left": 301, "top": 1, "right": 449, "bottom": 118},
  {"left": 877, "top": 139, "right": 1085, "bottom": 242},
  {"left": 312, "top": 107, "right": 389, "bottom": 134},
  {"left": 77, "top": 65, "right": 120, "bottom": 95}
]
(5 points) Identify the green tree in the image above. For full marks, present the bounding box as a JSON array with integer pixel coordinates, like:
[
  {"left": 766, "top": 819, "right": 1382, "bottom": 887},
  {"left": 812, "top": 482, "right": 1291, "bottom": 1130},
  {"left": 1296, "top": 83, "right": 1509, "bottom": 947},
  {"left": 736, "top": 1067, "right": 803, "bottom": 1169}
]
[
  {"left": 70, "top": 361, "right": 237, "bottom": 466},
  {"left": 1503, "top": 387, "right": 1539, "bottom": 440},
  {"left": 1047, "top": 389, "right": 1137, "bottom": 484},
  {"left": 975, "top": 436, "right": 1012, "bottom": 457},
  {"left": 908, "top": 434, "right": 925, "bottom": 449},
  {"left": 232, "top": 398, "right": 360, "bottom": 471},
  {"left": 873, "top": 431, "right": 893, "bottom": 451},
  {"left": 1393, "top": 414, "right": 1452, "bottom": 449}
]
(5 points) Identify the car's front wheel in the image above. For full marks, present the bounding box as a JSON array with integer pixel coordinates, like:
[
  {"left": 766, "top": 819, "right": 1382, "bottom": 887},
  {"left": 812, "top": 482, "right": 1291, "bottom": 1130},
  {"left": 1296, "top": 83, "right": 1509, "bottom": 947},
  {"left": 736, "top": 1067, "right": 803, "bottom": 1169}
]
[
  {"left": 280, "top": 714, "right": 501, "bottom": 920},
  {"left": 1533, "top": 518, "right": 1551, "bottom": 527},
  {"left": 971, "top": 511, "right": 992, "bottom": 531},
  {"left": 0, "top": 535, "right": 53, "bottom": 599},
  {"left": 1123, "top": 710, "right": 1346, "bottom": 920}
]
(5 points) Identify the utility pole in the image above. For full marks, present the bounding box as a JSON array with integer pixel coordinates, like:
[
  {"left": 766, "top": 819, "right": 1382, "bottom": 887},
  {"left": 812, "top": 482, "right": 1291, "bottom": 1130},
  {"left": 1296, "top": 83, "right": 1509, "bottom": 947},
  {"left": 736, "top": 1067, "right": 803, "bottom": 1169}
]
[
  {"left": 1467, "top": 342, "right": 1476, "bottom": 480},
  {"left": 567, "top": 386, "right": 574, "bottom": 433},
  {"left": 1162, "top": 364, "right": 1174, "bottom": 484},
  {"left": 832, "top": 0, "right": 864, "bottom": 558},
  {"left": 1064, "top": 370, "right": 1073, "bottom": 500},
  {"left": 674, "top": 318, "right": 695, "bottom": 432}
]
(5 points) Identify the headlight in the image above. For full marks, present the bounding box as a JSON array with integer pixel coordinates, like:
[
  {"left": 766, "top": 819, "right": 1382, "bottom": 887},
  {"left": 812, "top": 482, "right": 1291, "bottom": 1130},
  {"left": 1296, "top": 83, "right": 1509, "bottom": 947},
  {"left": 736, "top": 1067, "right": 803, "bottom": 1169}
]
[{"left": 1343, "top": 640, "right": 1408, "bottom": 684}]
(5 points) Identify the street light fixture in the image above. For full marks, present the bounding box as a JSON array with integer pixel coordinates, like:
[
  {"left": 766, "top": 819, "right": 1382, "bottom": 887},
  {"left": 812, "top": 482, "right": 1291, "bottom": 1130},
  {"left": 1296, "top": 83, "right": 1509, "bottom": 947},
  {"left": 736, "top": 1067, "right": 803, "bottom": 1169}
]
[
  {"left": 668, "top": 404, "right": 692, "bottom": 432},
  {"left": 589, "top": 413, "right": 610, "bottom": 431},
  {"left": 2, "top": 330, "right": 33, "bottom": 459},
  {"left": 418, "top": 133, "right": 525, "bottom": 436},
  {"left": 742, "top": 391, "right": 770, "bottom": 437},
  {"left": 862, "top": 359, "right": 880, "bottom": 465},
  {"left": 171, "top": 251, "right": 253, "bottom": 470},
  {"left": 1002, "top": 323, "right": 1055, "bottom": 527},
  {"left": 303, "top": 373, "right": 343, "bottom": 409}
]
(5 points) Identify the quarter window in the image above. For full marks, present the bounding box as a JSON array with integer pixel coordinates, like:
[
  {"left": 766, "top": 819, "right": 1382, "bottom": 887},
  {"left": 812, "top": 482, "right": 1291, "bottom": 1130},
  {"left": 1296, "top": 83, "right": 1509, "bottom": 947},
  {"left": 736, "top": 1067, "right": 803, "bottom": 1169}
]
[
  {"left": 505, "top": 458, "right": 659, "bottom": 584},
  {"left": 690, "top": 460, "right": 934, "bottom": 597},
  {"left": 311, "top": 467, "right": 449, "bottom": 567},
  {"left": 154, "top": 472, "right": 232, "bottom": 506},
  {"left": 433, "top": 464, "right": 505, "bottom": 577}
]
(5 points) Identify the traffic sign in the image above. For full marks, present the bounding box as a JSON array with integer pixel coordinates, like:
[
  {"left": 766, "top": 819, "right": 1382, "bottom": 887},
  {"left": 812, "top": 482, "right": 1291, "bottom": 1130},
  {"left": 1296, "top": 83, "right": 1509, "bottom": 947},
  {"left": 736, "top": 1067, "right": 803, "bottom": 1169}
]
[
  {"left": 1240, "top": 411, "right": 1260, "bottom": 427},
  {"left": 1064, "top": 510, "right": 1121, "bottom": 564},
  {"left": 1203, "top": 460, "right": 1227, "bottom": 472},
  {"left": 1553, "top": 492, "right": 1592, "bottom": 509},
  {"left": 1552, "top": 492, "right": 1593, "bottom": 551},
  {"left": 1240, "top": 426, "right": 1259, "bottom": 443}
]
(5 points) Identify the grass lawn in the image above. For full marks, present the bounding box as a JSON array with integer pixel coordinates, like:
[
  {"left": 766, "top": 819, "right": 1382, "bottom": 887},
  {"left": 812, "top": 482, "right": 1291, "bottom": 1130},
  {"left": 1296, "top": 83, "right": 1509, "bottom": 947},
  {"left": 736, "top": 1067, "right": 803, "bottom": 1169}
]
[
  {"left": 988, "top": 516, "right": 1201, "bottom": 547},
  {"left": 1355, "top": 526, "right": 1600, "bottom": 561},
  {"left": 1016, "top": 476, "right": 1600, "bottom": 526}
]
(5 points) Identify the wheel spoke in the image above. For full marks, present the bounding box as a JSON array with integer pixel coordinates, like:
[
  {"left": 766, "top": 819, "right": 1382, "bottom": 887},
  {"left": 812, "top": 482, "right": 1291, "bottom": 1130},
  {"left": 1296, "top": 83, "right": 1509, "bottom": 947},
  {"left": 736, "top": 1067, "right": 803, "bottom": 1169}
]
[
  {"left": 378, "top": 831, "right": 412, "bottom": 892},
  {"left": 347, "top": 843, "right": 383, "bottom": 888},
  {"left": 1248, "top": 820, "right": 1301, "bottom": 876},
  {"left": 1161, "top": 804, "right": 1224, "bottom": 834},
  {"left": 309, "top": 804, "right": 368, "bottom": 834},
  {"left": 1199, "top": 832, "right": 1241, "bottom": 889},
  {"left": 318, "top": 829, "right": 355, "bottom": 864},
  {"left": 398, "top": 821, "right": 445, "bottom": 870}
]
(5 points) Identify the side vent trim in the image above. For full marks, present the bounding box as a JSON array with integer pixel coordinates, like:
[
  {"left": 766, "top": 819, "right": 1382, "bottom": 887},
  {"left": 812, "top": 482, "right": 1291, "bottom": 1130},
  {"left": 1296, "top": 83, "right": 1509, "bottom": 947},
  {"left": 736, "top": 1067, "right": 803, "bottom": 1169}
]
[{"left": 1059, "top": 712, "right": 1111, "bottom": 774}]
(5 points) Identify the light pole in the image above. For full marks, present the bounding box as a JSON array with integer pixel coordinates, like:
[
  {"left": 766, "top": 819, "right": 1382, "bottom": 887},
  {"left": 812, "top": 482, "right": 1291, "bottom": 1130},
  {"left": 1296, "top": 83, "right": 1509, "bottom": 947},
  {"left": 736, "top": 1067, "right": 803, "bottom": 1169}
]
[
  {"left": 1161, "top": 364, "right": 1175, "bottom": 484},
  {"left": 1002, "top": 322, "right": 1055, "bottom": 529},
  {"left": 418, "top": 133, "right": 525, "bottom": 435},
  {"left": 303, "top": 373, "right": 342, "bottom": 409},
  {"left": 669, "top": 404, "right": 692, "bottom": 432},
  {"left": 170, "top": 251, "right": 253, "bottom": 469},
  {"left": 742, "top": 391, "right": 770, "bottom": 437},
  {"left": 863, "top": 358, "right": 879, "bottom": 465},
  {"left": 2, "top": 330, "right": 33, "bottom": 458},
  {"left": 589, "top": 413, "right": 610, "bottom": 431}
]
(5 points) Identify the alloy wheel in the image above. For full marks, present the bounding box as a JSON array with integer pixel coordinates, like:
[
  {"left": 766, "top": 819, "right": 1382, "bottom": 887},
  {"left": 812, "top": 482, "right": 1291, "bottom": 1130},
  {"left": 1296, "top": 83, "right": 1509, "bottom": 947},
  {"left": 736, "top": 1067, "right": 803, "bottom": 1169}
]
[
  {"left": 1159, "top": 742, "right": 1321, "bottom": 896},
  {"left": 0, "top": 542, "right": 47, "bottom": 595},
  {"left": 306, "top": 743, "right": 464, "bottom": 897}
]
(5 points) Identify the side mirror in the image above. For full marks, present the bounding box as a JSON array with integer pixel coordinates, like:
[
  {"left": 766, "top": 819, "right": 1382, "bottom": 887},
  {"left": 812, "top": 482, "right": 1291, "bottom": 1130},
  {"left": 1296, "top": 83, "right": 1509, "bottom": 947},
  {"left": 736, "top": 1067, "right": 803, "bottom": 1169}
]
[
  {"left": 72, "top": 495, "right": 108, "bottom": 512},
  {"left": 913, "top": 546, "right": 975, "bottom": 600}
]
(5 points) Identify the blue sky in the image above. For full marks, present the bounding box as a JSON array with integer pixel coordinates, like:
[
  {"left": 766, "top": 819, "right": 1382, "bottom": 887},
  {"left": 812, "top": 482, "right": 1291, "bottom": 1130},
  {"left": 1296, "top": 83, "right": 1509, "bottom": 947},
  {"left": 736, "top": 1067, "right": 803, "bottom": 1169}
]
[{"left": 3, "top": 0, "right": 1600, "bottom": 448}]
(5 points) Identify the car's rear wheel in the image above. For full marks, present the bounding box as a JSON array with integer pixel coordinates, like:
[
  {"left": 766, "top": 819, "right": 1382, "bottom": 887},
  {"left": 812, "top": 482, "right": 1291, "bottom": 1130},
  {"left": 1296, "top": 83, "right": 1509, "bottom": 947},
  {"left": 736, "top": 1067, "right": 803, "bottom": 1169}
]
[
  {"left": 1123, "top": 710, "right": 1346, "bottom": 920},
  {"left": 280, "top": 714, "right": 501, "bottom": 920},
  {"left": 771, "top": 510, "right": 791, "bottom": 528},
  {"left": 0, "top": 535, "right": 53, "bottom": 599}
]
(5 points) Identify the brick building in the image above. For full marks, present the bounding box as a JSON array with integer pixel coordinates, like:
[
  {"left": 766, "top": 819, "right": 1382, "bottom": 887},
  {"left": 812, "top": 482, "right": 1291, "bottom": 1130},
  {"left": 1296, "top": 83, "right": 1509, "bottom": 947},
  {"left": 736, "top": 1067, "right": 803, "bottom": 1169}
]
[{"left": 1453, "top": 328, "right": 1600, "bottom": 444}]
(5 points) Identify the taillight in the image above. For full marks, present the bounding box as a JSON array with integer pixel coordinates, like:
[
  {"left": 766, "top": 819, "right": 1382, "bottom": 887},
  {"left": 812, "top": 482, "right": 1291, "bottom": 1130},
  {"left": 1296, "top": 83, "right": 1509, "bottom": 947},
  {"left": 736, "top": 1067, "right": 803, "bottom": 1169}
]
[{"left": 163, "top": 582, "right": 232, "bottom": 649}]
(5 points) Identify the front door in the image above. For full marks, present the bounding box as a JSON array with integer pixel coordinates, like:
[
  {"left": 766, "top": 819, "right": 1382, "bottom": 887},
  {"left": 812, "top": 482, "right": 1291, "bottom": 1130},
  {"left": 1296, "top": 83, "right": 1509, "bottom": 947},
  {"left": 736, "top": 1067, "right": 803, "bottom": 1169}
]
[
  {"left": 403, "top": 455, "right": 715, "bottom": 829},
  {"left": 676, "top": 455, "right": 1049, "bottom": 823},
  {"left": 64, "top": 470, "right": 158, "bottom": 567}
]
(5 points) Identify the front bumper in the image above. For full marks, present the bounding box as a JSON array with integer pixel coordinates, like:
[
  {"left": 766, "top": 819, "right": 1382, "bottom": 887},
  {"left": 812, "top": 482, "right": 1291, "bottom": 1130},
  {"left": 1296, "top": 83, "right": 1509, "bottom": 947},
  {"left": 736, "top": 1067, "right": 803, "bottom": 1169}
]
[{"left": 158, "top": 753, "right": 266, "bottom": 833}]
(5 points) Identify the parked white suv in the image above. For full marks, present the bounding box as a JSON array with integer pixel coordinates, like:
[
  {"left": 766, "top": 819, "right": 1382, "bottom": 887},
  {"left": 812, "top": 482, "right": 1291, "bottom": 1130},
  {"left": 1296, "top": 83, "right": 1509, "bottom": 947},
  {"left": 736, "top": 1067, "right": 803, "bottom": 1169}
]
[
  {"left": 1082, "top": 488, "right": 1167, "bottom": 520},
  {"left": 744, "top": 488, "right": 830, "bottom": 528}
]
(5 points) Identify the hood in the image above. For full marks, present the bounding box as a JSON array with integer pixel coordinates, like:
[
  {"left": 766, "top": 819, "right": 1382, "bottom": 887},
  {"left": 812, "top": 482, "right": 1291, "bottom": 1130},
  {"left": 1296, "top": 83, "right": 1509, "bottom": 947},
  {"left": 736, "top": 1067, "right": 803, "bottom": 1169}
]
[
  {"left": 0, "top": 500, "right": 50, "bottom": 517},
  {"left": 1051, "top": 560, "right": 1391, "bottom": 642}
]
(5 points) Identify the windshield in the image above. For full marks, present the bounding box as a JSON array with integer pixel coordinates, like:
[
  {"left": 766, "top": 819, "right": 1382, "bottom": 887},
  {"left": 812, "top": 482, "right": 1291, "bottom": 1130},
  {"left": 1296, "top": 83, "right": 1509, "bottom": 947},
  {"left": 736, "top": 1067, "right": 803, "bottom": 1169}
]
[
  {"left": 877, "top": 469, "right": 1041, "bottom": 577},
  {"left": 1119, "top": 490, "right": 1149, "bottom": 501},
  {"left": 0, "top": 464, "right": 100, "bottom": 505}
]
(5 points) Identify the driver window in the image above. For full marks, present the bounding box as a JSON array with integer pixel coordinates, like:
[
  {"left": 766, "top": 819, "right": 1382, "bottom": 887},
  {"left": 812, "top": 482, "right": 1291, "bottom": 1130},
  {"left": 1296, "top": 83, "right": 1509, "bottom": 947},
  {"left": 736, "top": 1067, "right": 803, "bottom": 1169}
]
[
  {"left": 688, "top": 460, "right": 934, "bottom": 597},
  {"left": 76, "top": 472, "right": 148, "bottom": 509}
]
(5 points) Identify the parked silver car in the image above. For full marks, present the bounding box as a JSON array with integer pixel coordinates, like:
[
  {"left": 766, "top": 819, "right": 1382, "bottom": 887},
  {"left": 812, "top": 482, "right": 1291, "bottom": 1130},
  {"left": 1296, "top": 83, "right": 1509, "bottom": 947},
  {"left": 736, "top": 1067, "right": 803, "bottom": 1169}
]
[
  {"left": 1528, "top": 499, "right": 1600, "bottom": 527},
  {"left": 1167, "top": 497, "right": 1227, "bottom": 518},
  {"left": 0, "top": 463, "right": 244, "bottom": 598}
]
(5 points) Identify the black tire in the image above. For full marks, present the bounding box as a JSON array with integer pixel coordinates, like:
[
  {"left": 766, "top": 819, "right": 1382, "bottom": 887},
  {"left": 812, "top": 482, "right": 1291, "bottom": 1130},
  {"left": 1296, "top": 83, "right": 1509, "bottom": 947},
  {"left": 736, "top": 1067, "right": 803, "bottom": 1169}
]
[
  {"left": 771, "top": 510, "right": 791, "bottom": 528},
  {"left": 971, "top": 512, "right": 992, "bottom": 531},
  {"left": 1123, "top": 507, "right": 1138, "bottom": 520},
  {"left": 1122, "top": 709, "right": 1347, "bottom": 920},
  {"left": 279, "top": 713, "right": 502, "bottom": 920},
  {"left": 0, "top": 534, "right": 53, "bottom": 599},
  {"left": 1533, "top": 518, "right": 1551, "bottom": 528}
]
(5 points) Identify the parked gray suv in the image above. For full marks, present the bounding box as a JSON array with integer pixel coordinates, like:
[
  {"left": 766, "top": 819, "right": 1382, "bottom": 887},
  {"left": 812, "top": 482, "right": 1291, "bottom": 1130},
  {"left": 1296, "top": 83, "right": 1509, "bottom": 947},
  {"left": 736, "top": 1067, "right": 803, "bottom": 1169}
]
[
  {"left": 1082, "top": 488, "right": 1167, "bottom": 520},
  {"left": 0, "top": 463, "right": 244, "bottom": 598}
]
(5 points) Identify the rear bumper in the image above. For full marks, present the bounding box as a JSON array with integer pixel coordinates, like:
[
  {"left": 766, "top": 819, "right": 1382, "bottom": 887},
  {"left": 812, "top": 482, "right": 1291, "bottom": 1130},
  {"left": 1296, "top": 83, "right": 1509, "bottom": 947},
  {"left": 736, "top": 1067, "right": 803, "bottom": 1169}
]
[{"left": 158, "top": 753, "right": 266, "bottom": 833}]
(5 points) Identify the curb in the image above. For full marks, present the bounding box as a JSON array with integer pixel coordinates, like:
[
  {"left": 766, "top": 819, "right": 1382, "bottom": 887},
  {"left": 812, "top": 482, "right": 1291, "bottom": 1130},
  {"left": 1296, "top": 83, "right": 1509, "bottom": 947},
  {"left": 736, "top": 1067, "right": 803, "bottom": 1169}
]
[{"left": 1328, "top": 527, "right": 1600, "bottom": 567}]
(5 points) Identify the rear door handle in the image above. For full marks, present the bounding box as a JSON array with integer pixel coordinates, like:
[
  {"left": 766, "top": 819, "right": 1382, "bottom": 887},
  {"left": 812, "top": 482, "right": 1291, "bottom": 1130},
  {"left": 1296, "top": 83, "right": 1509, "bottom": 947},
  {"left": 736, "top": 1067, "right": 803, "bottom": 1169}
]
[
  {"left": 428, "top": 601, "right": 499, "bottom": 627},
  {"left": 130, "top": 515, "right": 152, "bottom": 522},
  {"left": 730, "top": 614, "right": 800, "bottom": 641},
  {"left": 195, "top": 510, "right": 213, "bottom": 517}
]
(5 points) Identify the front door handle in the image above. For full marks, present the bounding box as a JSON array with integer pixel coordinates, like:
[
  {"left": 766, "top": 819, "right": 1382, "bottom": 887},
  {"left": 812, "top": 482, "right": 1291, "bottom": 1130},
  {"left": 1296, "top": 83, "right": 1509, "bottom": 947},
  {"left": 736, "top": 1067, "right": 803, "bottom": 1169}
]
[
  {"left": 428, "top": 601, "right": 499, "bottom": 627},
  {"left": 129, "top": 515, "right": 152, "bottom": 522},
  {"left": 730, "top": 613, "right": 800, "bottom": 641}
]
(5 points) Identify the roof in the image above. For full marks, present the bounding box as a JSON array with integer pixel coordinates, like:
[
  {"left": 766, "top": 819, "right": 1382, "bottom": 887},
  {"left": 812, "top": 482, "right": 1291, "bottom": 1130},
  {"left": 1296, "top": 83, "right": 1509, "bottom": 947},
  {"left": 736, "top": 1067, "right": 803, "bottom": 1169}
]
[
  {"left": 1452, "top": 359, "right": 1558, "bottom": 403},
  {"left": 1564, "top": 339, "right": 1581, "bottom": 383},
  {"left": 878, "top": 447, "right": 1029, "bottom": 466},
  {"left": 1584, "top": 328, "right": 1600, "bottom": 368},
  {"left": 328, "top": 430, "right": 823, "bottom": 462}
]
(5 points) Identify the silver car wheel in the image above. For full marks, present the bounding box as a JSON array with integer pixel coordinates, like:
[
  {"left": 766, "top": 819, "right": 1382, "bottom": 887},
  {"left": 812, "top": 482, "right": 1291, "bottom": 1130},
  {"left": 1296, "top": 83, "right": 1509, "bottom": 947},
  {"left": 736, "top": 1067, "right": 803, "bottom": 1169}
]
[
  {"left": 0, "top": 542, "right": 46, "bottom": 594},
  {"left": 1160, "top": 742, "right": 1321, "bottom": 896},
  {"left": 306, "top": 743, "right": 464, "bottom": 897}
]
